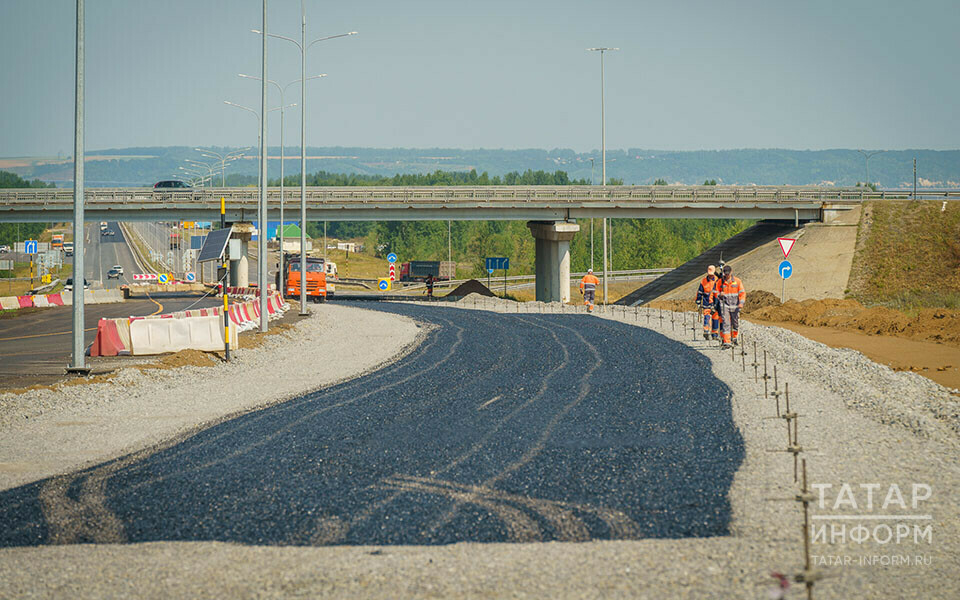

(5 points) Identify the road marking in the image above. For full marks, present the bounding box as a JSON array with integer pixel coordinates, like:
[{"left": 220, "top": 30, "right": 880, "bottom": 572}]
[
  {"left": 478, "top": 395, "right": 502, "bottom": 410},
  {"left": 0, "top": 327, "right": 98, "bottom": 342}
]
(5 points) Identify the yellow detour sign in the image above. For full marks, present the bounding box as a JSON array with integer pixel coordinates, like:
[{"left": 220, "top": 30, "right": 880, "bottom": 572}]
[
  {"left": 377, "top": 278, "right": 391, "bottom": 292},
  {"left": 42, "top": 274, "right": 52, "bottom": 284},
  {"left": 182, "top": 221, "right": 195, "bottom": 229}
]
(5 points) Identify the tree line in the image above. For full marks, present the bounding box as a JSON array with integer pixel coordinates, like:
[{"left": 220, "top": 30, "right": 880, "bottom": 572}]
[{"left": 0, "top": 171, "right": 53, "bottom": 248}]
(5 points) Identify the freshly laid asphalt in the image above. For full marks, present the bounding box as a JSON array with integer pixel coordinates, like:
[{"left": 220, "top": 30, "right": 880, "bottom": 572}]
[{"left": 0, "top": 302, "right": 744, "bottom": 547}]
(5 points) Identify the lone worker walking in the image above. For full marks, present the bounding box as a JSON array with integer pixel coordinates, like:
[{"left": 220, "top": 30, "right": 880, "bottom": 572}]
[
  {"left": 425, "top": 273, "right": 435, "bottom": 298},
  {"left": 715, "top": 264, "right": 745, "bottom": 349},
  {"left": 696, "top": 265, "right": 720, "bottom": 340},
  {"left": 580, "top": 268, "right": 600, "bottom": 312}
]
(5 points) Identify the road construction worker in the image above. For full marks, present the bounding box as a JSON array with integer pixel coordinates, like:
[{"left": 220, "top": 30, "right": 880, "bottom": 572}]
[
  {"left": 715, "top": 264, "right": 745, "bottom": 349},
  {"left": 579, "top": 268, "right": 600, "bottom": 312},
  {"left": 695, "top": 265, "right": 720, "bottom": 340},
  {"left": 425, "top": 273, "right": 435, "bottom": 298}
]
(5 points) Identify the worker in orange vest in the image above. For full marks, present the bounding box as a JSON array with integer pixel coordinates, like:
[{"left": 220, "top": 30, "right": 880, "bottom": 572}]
[
  {"left": 715, "top": 264, "right": 745, "bottom": 349},
  {"left": 695, "top": 265, "right": 720, "bottom": 340},
  {"left": 579, "top": 268, "right": 600, "bottom": 312}
]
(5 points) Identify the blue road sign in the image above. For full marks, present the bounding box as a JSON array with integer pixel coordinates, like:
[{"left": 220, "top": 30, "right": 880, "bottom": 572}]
[
  {"left": 386, "top": 253, "right": 398, "bottom": 263},
  {"left": 24, "top": 240, "right": 38, "bottom": 254},
  {"left": 158, "top": 273, "right": 169, "bottom": 284},
  {"left": 778, "top": 260, "right": 793, "bottom": 279},
  {"left": 487, "top": 269, "right": 494, "bottom": 275},
  {"left": 378, "top": 279, "right": 390, "bottom": 291},
  {"left": 185, "top": 272, "right": 196, "bottom": 282},
  {"left": 485, "top": 257, "right": 509, "bottom": 271}
]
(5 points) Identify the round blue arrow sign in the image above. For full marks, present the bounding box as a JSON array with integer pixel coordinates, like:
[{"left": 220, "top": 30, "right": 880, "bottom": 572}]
[
  {"left": 378, "top": 280, "right": 389, "bottom": 291},
  {"left": 386, "top": 253, "right": 397, "bottom": 263},
  {"left": 778, "top": 260, "right": 793, "bottom": 280}
]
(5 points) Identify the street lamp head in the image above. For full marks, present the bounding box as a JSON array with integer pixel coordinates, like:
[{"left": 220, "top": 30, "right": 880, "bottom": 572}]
[{"left": 587, "top": 47, "right": 620, "bottom": 52}]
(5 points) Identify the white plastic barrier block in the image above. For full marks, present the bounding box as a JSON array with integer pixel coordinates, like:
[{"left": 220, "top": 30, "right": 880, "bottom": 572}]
[
  {"left": 129, "top": 315, "right": 237, "bottom": 355},
  {"left": 32, "top": 295, "right": 50, "bottom": 308},
  {"left": 0, "top": 297, "right": 19, "bottom": 310}
]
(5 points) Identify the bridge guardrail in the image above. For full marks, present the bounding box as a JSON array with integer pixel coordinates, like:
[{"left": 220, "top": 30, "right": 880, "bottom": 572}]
[{"left": 3, "top": 186, "right": 959, "bottom": 206}]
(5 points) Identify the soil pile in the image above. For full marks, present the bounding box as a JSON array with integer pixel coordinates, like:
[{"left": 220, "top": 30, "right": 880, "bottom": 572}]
[
  {"left": 650, "top": 291, "right": 960, "bottom": 348},
  {"left": 446, "top": 279, "right": 495, "bottom": 298}
]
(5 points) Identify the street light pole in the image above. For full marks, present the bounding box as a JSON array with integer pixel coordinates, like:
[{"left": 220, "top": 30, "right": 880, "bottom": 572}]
[
  {"left": 588, "top": 46, "right": 618, "bottom": 305},
  {"left": 258, "top": 0, "right": 268, "bottom": 332},
  {"left": 240, "top": 74, "right": 322, "bottom": 297},
  {"left": 69, "top": 0, "right": 86, "bottom": 373},
  {"left": 857, "top": 149, "right": 885, "bottom": 188},
  {"left": 254, "top": 12, "right": 356, "bottom": 315}
]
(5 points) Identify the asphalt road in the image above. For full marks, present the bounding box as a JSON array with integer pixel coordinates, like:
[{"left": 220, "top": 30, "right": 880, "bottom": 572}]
[
  {"left": 0, "top": 294, "right": 220, "bottom": 384},
  {"left": 84, "top": 221, "right": 140, "bottom": 290},
  {"left": 0, "top": 222, "right": 220, "bottom": 385},
  {"left": 0, "top": 303, "right": 744, "bottom": 546}
]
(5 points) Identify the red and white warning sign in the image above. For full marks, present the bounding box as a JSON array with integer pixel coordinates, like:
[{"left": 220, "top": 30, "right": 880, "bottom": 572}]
[
  {"left": 777, "top": 237, "right": 796, "bottom": 259},
  {"left": 388, "top": 263, "right": 396, "bottom": 281},
  {"left": 132, "top": 273, "right": 158, "bottom": 282}
]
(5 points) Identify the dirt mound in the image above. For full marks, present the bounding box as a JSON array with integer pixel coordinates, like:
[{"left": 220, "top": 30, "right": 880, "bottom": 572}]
[
  {"left": 744, "top": 290, "right": 781, "bottom": 312},
  {"left": 652, "top": 289, "right": 960, "bottom": 348},
  {"left": 446, "top": 279, "right": 495, "bottom": 298}
]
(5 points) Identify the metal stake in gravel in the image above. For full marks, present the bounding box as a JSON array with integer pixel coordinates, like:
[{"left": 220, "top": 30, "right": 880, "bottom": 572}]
[
  {"left": 770, "top": 366, "right": 784, "bottom": 416},
  {"left": 659, "top": 309, "right": 664, "bottom": 328},
  {"left": 750, "top": 342, "right": 760, "bottom": 382},
  {"left": 796, "top": 459, "right": 823, "bottom": 600},
  {"left": 762, "top": 351, "right": 772, "bottom": 398}
]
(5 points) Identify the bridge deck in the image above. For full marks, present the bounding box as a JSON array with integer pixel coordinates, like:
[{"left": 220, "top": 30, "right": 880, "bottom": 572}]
[{"left": 1, "top": 186, "right": 956, "bottom": 222}]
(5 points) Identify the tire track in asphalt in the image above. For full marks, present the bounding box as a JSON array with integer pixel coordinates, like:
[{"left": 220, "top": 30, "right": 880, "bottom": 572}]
[{"left": 334, "top": 313, "right": 570, "bottom": 543}]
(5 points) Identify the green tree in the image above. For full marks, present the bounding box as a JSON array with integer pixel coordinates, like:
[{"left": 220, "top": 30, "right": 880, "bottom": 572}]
[
  {"left": 703, "top": 179, "right": 718, "bottom": 186},
  {"left": 0, "top": 171, "right": 52, "bottom": 247}
]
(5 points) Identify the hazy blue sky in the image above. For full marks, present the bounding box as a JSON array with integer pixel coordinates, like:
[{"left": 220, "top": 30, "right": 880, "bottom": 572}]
[{"left": 1, "top": 0, "right": 958, "bottom": 157}]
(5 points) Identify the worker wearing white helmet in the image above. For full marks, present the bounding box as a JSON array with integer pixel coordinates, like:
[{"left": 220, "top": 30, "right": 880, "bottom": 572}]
[{"left": 580, "top": 268, "right": 600, "bottom": 312}]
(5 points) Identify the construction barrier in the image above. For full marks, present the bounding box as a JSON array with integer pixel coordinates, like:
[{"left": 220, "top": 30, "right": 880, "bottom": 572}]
[
  {"left": 0, "top": 288, "right": 123, "bottom": 312},
  {"left": 87, "top": 292, "right": 288, "bottom": 356},
  {"left": 129, "top": 314, "right": 238, "bottom": 355}
]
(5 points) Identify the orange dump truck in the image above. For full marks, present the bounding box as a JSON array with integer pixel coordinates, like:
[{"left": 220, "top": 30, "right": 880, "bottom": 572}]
[{"left": 279, "top": 254, "right": 327, "bottom": 303}]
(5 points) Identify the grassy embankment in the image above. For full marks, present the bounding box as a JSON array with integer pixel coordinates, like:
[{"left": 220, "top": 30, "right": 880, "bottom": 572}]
[{"left": 847, "top": 200, "right": 960, "bottom": 312}]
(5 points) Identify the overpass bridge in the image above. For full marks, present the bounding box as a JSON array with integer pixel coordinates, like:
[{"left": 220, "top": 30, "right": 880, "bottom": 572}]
[
  {"left": 3, "top": 185, "right": 956, "bottom": 303},
  {"left": 4, "top": 185, "right": 955, "bottom": 223}
]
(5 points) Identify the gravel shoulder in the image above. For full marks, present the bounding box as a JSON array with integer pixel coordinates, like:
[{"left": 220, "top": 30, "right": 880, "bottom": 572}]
[
  {"left": 1, "top": 297, "right": 958, "bottom": 599},
  {"left": 0, "top": 303, "right": 424, "bottom": 491}
]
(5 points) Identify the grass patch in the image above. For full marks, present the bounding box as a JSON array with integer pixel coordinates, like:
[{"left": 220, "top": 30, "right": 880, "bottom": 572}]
[{"left": 848, "top": 200, "right": 960, "bottom": 311}]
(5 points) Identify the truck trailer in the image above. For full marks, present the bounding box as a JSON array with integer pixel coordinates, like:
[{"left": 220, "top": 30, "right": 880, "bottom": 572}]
[{"left": 399, "top": 261, "right": 455, "bottom": 282}]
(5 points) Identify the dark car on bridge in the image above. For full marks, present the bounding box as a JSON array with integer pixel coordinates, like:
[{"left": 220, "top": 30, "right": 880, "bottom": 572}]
[{"left": 154, "top": 180, "right": 191, "bottom": 190}]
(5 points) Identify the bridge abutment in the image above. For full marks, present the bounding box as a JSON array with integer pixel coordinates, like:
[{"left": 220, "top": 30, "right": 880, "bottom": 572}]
[{"left": 527, "top": 221, "right": 579, "bottom": 303}]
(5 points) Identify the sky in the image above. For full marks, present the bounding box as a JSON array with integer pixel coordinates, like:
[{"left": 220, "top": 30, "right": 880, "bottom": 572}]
[{"left": 1, "top": 0, "right": 958, "bottom": 157}]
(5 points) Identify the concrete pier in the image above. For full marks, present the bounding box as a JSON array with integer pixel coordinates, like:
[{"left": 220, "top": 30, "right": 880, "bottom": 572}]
[{"left": 527, "top": 221, "right": 580, "bottom": 303}]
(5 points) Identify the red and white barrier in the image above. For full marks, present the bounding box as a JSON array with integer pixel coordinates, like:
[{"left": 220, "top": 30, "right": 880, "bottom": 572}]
[
  {"left": 0, "top": 289, "right": 120, "bottom": 312},
  {"left": 132, "top": 273, "right": 158, "bottom": 282},
  {"left": 87, "top": 292, "right": 288, "bottom": 356}
]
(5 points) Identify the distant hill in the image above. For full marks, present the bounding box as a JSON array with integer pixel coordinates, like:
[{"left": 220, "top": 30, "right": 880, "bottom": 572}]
[{"left": 3, "top": 146, "right": 959, "bottom": 189}]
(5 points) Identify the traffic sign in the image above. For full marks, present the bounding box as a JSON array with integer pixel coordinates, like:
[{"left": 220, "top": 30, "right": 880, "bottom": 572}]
[
  {"left": 24, "top": 240, "right": 38, "bottom": 254},
  {"left": 778, "top": 260, "right": 793, "bottom": 279},
  {"left": 386, "top": 253, "right": 398, "bottom": 263},
  {"left": 158, "top": 273, "right": 169, "bottom": 284},
  {"left": 185, "top": 272, "right": 196, "bottom": 282},
  {"left": 485, "top": 257, "right": 509, "bottom": 271},
  {"left": 388, "top": 263, "right": 396, "bottom": 281},
  {"left": 377, "top": 278, "right": 391, "bottom": 291},
  {"left": 777, "top": 237, "right": 796, "bottom": 259},
  {"left": 487, "top": 268, "right": 494, "bottom": 275}
]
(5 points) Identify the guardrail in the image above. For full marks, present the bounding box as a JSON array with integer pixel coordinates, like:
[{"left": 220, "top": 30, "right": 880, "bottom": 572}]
[{"left": 3, "top": 185, "right": 959, "bottom": 205}]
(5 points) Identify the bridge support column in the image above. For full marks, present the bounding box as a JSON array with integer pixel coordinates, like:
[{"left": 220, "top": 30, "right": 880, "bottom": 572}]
[{"left": 527, "top": 221, "right": 580, "bottom": 304}]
